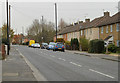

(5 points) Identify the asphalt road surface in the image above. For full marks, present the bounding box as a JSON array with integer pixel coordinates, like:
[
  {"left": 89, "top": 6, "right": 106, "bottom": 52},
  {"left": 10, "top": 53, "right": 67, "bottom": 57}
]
[{"left": 14, "top": 45, "right": 118, "bottom": 81}]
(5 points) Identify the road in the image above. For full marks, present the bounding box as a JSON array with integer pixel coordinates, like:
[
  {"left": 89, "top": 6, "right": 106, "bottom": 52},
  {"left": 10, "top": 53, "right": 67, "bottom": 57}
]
[{"left": 15, "top": 45, "right": 118, "bottom": 81}]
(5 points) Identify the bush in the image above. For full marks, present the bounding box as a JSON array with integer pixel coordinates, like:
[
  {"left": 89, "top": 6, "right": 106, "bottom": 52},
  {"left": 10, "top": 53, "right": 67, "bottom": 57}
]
[
  {"left": 56, "top": 38, "right": 64, "bottom": 43},
  {"left": 79, "top": 38, "right": 89, "bottom": 51},
  {"left": 65, "top": 41, "right": 71, "bottom": 50},
  {"left": 71, "top": 38, "right": 79, "bottom": 50},
  {"left": 2, "top": 38, "right": 8, "bottom": 45},
  {"left": 108, "top": 44, "right": 117, "bottom": 53},
  {"left": 88, "top": 39, "right": 104, "bottom": 53},
  {"left": 116, "top": 47, "right": 120, "bottom": 53}
]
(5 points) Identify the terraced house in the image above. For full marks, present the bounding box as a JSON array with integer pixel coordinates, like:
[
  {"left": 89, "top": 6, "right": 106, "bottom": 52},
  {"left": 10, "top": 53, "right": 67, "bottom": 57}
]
[
  {"left": 55, "top": 11, "right": 120, "bottom": 47},
  {"left": 85, "top": 12, "right": 111, "bottom": 40},
  {"left": 98, "top": 12, "right": 120, "bottom": 47}
]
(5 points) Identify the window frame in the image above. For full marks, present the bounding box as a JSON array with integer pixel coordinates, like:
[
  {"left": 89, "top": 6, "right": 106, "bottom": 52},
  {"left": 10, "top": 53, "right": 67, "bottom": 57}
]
[
  {"left": 110, "top": 25, "right": 113, "bottom": 32},
  {"left": 116, "top": 23, "right": 119, "bottom": 32},
  {"left": 106, "top": 26, "right": 108, "bottom": 33}
]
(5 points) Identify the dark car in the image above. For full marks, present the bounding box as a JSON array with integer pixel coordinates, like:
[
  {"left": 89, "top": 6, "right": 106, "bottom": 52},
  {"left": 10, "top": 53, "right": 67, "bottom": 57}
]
[
  {"left": 41, "top": 43, "right": 48, "bottom": 49},
  {"left": 53, "top": 42, "right": 65, "bottom": 52}
]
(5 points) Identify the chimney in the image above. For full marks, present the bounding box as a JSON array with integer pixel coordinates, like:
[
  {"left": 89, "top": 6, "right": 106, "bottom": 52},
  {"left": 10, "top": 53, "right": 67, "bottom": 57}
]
[
  {"left": 74, "top": 22, "right": 78, "bottom": 25},
  {"left": 78, "top": 21, "right": 83, "bottom": 24},
  {"left": 85, "top": 19, "right": 90, "bottom": 23},
  {"left": 72, "top": 22, "right": 74, "bottom": 26},
  {"left": 104, "top": 11, "right": 110, "bottom": 17}
]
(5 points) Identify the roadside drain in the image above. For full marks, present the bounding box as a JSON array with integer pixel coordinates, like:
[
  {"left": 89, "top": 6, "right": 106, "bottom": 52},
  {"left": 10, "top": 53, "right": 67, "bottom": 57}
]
[{"left": 3, "top": 73, "right": 19, "bottom": 77}]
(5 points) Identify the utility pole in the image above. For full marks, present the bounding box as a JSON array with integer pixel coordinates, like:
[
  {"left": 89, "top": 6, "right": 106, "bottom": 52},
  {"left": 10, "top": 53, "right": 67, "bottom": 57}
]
[
  {"left": 22, "top": 27, "right": 24, "bottom": 44},
  {"left": 9, "top": 4, "right": 11, "bottom": 50},
  {"left": 41, "top": 16, "right": 43, "bottom": 43},
  {"left": 55, "top": 3, "right": 57, "bottom": 42},
  {"left": 6, "top": 0, "right": 9, "bottom": 55}
]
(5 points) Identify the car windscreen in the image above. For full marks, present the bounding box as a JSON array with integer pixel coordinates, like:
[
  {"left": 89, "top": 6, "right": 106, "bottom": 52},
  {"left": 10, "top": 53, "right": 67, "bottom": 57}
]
[
  {"left": 57, "top": 43, "right": 63, "bottom": 46},
  {"left": 49, "top": 43, "right": 56, "bottom": 45}
]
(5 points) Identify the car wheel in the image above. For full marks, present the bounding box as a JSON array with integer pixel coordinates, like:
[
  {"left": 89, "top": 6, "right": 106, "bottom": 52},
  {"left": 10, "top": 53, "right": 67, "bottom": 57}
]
[{"left": 62, "top": 50, "right": 65, "bottom": 52}]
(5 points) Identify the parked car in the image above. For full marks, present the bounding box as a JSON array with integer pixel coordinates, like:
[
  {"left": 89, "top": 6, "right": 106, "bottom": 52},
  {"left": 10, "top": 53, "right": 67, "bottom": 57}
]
[
  {"left": 31, "top": 43, "right": 40, "bottom": 48},
  {"left": 33, "top": 43, "right": 40, "bottom": 48},
  {"left": 41, "top": 43, "right": 48, "bottom": 49},
  {"left": 31, "top": 44, "right": 34, "bottom": 47},
  {"left": 47, "top": 42, "right": 56, "bottom": 50},
  {"left": 53, "top": 42, "right": 65, "bottom": 52}
]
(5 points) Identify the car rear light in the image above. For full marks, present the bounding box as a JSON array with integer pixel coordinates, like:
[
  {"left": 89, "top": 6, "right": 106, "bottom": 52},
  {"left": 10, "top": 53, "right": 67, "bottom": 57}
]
[
  {"left": 62, "top": 46, "right": 64, "bottom": 48},
  {"left": 56, "top": 46, "right": 58, "bottom": 47}
]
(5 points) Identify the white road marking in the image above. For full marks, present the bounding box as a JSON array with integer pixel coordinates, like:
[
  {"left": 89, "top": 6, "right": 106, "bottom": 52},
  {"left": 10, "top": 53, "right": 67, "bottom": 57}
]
[
  {"left": 70, "top": 62, "right": 82, "bottom": 67},
  {"left": 58, "top": 58, "right": 66, "bottom": 61},
  {"left": 89, "top": 69, "right": 115, "bottom": 79}
]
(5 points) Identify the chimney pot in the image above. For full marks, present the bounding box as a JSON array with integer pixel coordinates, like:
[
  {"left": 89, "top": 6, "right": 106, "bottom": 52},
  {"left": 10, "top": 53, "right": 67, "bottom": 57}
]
[
  {"left": 104, "top": 11, "right": 110, "bottom": 17},
  {"left": 85, "top": 19, "right": 90, "bottom": 23},
  {"left": 78, "top": 21, "right": 83, "bottom": 24}
]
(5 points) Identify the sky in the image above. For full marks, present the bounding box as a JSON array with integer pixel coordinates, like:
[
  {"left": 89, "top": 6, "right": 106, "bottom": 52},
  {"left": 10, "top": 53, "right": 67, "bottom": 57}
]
[{"left": 0, "top": 0, "right": 119, "bottom": 35}]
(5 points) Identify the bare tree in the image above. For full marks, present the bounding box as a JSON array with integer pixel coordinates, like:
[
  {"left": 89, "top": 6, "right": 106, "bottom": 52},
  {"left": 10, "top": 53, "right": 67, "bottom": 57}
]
[
  {"left": 27, "top": 19, "right": 55, "bottom": 43},
  {"left": 58, "top": 18, "right": 68, "bottom": 31}
]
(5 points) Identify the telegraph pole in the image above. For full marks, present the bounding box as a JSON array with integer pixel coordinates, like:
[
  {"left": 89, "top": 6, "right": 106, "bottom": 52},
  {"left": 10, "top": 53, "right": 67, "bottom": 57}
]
[
  {"left": 6, "top": 0, "right": 9, "bottom": 55},
  {"left": 41, "top": 16, "right": 43, "bottom": 43},
  {"left": 22, "top": 27, "right": 24, "bottom": 44},
  {"left": 55, "top": 3, "right": 57, "bottom": 42},
  {"left": 9, "top": 5, "right": 11, "bottom": 50}
]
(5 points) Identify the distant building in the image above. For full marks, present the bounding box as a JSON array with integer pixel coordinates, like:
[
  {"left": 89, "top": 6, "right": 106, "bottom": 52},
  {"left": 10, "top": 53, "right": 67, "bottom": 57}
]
[{"left": 12, "top": 34, "right": 24, "bottom": 44}]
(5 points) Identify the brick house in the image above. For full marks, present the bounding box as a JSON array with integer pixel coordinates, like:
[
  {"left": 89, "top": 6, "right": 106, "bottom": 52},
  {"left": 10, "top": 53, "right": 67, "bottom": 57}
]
[
  {"left": 85, "top": 12, "right": 111, "bottom": 40},
  {"left": 98, "top": 12, "right": 120, "bottom": 47},
  {"left": 54, "top": 11, "right": 120, "bottom": 47}
]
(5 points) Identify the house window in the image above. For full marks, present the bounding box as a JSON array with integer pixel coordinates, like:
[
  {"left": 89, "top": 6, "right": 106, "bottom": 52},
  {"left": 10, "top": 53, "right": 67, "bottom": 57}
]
[
  {"left": 84, "top": 30, "right": 86, "bottom": 35},
  {"left": 81, "top": 30, "right": 83, "bottom": 36},
  {"left": 117, "top": 40, "right": 120, "bottom": 47},
  {"left": 110, "top": 25, "right": 113, "bottom": 32},
  {"left": 106, "top": 26, "right": 108, "bottom": 33},
  {"left": 101, "top": 27, "right": 103, "bottom": 34},
  {"left": 116, "top": 23, "right": 119, "bottom": 32}
]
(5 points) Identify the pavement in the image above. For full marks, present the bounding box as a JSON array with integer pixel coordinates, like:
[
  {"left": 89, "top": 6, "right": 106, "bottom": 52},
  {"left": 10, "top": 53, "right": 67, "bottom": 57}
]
[
  {"left": 2, "top": 46, "right": 37, "bottom": 81},
  {"left": 66, "top": 50, "right": 120, "bottom": 62},
  {"left": 14, "top": 45, "right": 118, "bottom": 81},
  {"left": 0, "top": 52, "right": 2, "bottom": 60}
]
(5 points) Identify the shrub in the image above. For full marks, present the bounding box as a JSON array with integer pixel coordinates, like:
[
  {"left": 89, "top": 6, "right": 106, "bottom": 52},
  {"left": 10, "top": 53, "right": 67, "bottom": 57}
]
[
  {"left": 56, "top": 38, "right": 64, "bottom": 43},
  {"left": 116, "top": 47, "right": 120, "bottom": 53},
  {"left": 2, "top": 38, "right": 8, "bottom": 45},
  {"left": 88, "top": 39, "right": 104, "bottom": 53},
  {"left": 108, "top": 44, "right": 117, "bottom": 53},
  {"left": 79, "top": 38, "right": 89, "bottom": 51},
  {"left": 65, "top": 41, "right": 71, "bottom": 50},
  {"left": 71, "top": 38, "right": 79, "bottom": 50}
]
